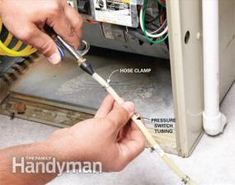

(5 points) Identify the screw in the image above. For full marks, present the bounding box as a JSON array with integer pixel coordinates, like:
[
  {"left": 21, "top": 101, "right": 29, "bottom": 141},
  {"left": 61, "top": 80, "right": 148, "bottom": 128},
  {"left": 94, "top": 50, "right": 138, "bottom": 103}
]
[{"left": 14, "top": 103, "right": 26, "bottom": 114}]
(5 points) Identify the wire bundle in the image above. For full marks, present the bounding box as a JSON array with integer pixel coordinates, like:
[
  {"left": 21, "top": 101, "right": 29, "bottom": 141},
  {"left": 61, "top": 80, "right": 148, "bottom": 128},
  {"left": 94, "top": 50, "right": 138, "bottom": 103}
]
[
  {"left": 0, "top": 19, "right": 36, "bottom": 57},
  {"left": 140, "top": 0, "right": 168, "bottom": 44}
]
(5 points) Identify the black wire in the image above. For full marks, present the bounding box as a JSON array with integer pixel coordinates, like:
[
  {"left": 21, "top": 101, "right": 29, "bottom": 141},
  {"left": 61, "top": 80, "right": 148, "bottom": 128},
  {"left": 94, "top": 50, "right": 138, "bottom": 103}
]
[
  {"left": 145, "top": 14, "right": 160, "bottom": 24},
  {"left": 144, "top": 2, "right": 166, "bottom": 32}
]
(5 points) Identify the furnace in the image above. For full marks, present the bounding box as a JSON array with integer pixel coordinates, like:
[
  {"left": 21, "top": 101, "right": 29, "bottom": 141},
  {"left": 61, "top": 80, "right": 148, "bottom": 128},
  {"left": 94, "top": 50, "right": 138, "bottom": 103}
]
[{"left": 0, "top": 0, "right": 235, "bottom": 158}]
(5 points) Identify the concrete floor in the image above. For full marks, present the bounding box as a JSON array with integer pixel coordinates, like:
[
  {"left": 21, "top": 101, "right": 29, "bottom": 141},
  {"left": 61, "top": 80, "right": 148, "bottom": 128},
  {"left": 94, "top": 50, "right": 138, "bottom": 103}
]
[{"left": 0, "top": 83, "right": 235, "bottom": 185}]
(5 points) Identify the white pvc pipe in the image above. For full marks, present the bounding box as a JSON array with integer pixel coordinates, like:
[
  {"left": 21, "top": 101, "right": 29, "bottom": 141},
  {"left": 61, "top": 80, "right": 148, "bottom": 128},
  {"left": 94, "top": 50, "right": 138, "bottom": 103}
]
[{"left": 202, "top": 0, "right": 226, "bottom": 136}]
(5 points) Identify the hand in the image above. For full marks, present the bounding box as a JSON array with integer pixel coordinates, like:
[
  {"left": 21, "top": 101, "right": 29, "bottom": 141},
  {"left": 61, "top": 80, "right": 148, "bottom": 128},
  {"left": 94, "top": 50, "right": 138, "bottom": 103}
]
[
  {"left": 0, "top": 95, "right": 145, "bottom": 185},
  {"left": 0, "top": 0, "right": 83, "bottom": 64},
  {"left": 47, "top": 95, "right": 145, "bottom": 172}
]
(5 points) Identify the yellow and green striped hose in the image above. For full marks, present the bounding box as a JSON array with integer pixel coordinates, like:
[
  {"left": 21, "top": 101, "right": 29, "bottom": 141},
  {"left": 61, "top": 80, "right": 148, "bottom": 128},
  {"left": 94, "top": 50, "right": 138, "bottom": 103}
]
[{"left": 0, "top": 18, "right": 36, "bottom": 57}]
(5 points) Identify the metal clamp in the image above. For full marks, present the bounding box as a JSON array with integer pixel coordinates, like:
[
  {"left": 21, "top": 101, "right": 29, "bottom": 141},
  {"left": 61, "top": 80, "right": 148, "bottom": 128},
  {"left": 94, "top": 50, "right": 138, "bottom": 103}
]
[{"left": 56, "top": 37, "right": 90, "bottom": 60}]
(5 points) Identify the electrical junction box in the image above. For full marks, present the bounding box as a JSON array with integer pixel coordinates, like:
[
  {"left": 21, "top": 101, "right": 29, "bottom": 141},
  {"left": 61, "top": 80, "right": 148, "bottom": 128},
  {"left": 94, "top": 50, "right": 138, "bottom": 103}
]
[
  {"left": 92, "top": 0, "right": 141, "bottom": 27},
  {"left": 69, "top": 0, "right": 143, "bottom": 27},
  {"left": 0, "top": 0, "right": 234, "bottom": 157}
]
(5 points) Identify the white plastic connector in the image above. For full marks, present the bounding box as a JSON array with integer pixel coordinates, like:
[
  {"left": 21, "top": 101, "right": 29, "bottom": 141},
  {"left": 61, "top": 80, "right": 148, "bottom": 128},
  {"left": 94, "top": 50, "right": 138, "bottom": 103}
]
[{"left": 203, "top": 112, "right": 227, "bottom": 136}]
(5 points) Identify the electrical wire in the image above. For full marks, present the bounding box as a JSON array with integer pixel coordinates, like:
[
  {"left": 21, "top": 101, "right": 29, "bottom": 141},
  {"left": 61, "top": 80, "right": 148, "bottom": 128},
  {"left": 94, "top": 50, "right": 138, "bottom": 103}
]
[
  {"left": 145, "top": 13, "right": 160, "bottom": 24},
  {"left": 150, "top": 19, "right": 167, "bottom": 34},
  {"left": 140, "top": 7, "right": 168, "bottom": 38},
  {"left": 139, "top": 0, "right": 168, "bottom": 44},
  {"left": 156, "top": 0, "right": 166, "bottom": 7},
  {"left": 0, "top": 19, "right": 36, "bottom": 57},
  {"left": 145, "top": 11, "right": 167, "bottom": 33},
  {"left": 144, "top": 32, "right": 168, "bottom": 44},
  {"left": 145, "top": 0, "right": 165, "bottom": 25}
]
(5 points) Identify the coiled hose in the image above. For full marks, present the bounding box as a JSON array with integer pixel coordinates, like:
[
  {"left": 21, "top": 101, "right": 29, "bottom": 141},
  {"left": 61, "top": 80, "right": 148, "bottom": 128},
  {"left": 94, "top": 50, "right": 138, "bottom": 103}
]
[{"left": 0, "top": 19, "right": 36, "bottom": 57}]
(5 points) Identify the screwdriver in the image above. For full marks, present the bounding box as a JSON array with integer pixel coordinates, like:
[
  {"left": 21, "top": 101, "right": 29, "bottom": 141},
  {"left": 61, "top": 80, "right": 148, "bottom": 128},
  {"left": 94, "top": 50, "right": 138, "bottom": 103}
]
[{"left": 55, "top": 35, "right": 197, "bottom": 185}]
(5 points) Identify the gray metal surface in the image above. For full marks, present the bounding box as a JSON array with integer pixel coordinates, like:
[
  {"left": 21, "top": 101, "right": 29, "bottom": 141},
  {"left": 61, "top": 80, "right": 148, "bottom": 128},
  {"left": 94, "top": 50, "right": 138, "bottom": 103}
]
[
  {"left": 11, "top": 49, "right": 174, "bottom": 119},
  {"left": 0, "top": 83, "right": 235, "bottom": 185},
  {"left": 0, "top": 57, "right": 28, "bottom": 102},
  {"left": 0, "top": 57, "right": 24, "bottom": 75},
  {"left": 8, "top": 49, "right": 176, "bottom": 151},
  {"left": 83, "top": 23, "right": 169, "bottom": 59},
  {"left": 219, "top": 0, "right": 235, "bottom": 100}
]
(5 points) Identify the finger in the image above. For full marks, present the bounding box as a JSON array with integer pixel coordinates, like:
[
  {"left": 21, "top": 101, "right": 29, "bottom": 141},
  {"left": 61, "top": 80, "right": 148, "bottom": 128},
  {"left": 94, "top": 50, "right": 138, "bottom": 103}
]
[
  {"left": 117, "top": 121, "right": 131, "bottom": 142},
  {"left": 118, "top": 123, "right": 145, "bottom": 162},
  {"left": 17, "top": 23, "right": 61, "bottom": 64},
  {"left": 95, "top": 95, "right": 115, "bottom": 118},
  {"left": 64, "top": 5, "right": 83, "bottom": 40},
  {"left": 112, "top": 99, "right": 125, "bottom": 111},
  {"left": 48, "top": 11, "right": 80, "bottom": 49},
  {"left": 107, "top": 101, "right": 135, "bottom": 130}
]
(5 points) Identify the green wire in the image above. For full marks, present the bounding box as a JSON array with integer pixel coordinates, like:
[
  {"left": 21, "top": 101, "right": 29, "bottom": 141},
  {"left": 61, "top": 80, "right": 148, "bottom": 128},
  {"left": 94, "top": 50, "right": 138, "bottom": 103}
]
[
  {"left": 143, "top": 31, "right": 168, "bottom": 44},
  {"left": 142, "top": 0, "right": 168, "bottom": 44}
]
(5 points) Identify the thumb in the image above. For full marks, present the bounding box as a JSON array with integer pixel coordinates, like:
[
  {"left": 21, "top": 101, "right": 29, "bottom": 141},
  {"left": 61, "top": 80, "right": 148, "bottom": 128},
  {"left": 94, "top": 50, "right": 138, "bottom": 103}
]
[
  {"left": 20, "top": 24, "right": 61, "bottom": 64},
  {"left": 107, "top": 101, "right": 135, "bottom": 130}
]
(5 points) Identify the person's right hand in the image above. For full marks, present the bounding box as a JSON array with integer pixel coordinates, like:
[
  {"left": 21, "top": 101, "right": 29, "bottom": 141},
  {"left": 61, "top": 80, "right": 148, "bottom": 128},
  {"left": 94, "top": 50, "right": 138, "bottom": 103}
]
[
  {"left": 46, "top": 95, "right": 146, "bottom": 172},
  {"left": 0, "top": 0, "right": 83, "bottom": 64}
]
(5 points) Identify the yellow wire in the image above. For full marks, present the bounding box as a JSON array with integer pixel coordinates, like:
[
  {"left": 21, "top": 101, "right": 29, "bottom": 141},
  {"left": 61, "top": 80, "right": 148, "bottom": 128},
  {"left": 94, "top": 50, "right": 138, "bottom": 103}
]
[
  {"left": 121, "top": 0, "right": 130, "bottom": 3},
  {"left": 0, "top": 18, "right": 36, "bottom": 57},
  {"left": 12, "top": 40, "right": 23, "bottom": 51},
  {"left": 3, "top": 33, "right": 13, "bottom": 46},
  {"left": 0, "top": 41, "right": 36, "bottom": 57}
]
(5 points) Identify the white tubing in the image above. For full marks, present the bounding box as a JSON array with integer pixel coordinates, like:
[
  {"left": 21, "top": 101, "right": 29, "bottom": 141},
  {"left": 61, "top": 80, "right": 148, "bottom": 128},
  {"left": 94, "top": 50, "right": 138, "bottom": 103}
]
[
  {"left": 202, "top": 0, "right": 227, "bottom": 136},
  {"left": 92, "top": 73, "right": 197, "bottom": 184}
]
